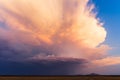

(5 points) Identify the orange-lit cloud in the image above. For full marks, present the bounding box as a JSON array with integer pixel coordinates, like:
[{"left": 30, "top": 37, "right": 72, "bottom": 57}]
[
  {"left": 0, "top": 0, "right": 119, "bottom": 73},
  {"left": 80, "top": 56, "right": 120, "bottom": 74},
  {"left": 91, "top": 57, "right": 120, "bottom": 67}
]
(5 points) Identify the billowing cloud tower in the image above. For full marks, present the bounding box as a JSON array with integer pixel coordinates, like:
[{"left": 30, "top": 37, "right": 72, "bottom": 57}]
[{"left": 0, "top": 0, "right": 115, "bottom": 75}]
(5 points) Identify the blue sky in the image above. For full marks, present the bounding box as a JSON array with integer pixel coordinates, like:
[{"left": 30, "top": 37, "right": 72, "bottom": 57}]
[{"left": 93, "top": 0, "right": 120, "bottom": 56}]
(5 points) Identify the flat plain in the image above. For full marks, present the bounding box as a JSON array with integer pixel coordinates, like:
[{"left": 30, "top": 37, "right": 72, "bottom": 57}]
[{"left": 0, "top": 76, "right": 120, "bottom": 80}]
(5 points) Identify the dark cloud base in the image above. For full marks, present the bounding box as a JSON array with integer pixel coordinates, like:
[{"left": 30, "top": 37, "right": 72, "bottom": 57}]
[
  {"left": 0, "top": 33, "right": 87, "bottom": 75},
  {"left": 0, "top": 58, "right": 86, "bottom": 75}
]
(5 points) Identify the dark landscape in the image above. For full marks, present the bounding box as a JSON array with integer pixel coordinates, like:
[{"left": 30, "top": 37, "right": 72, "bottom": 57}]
[{"left": 0, "top": 76, "right": 120, "bottom": 80}]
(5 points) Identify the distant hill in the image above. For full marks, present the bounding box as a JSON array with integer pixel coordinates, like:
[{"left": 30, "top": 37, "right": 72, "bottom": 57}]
[{"left": 87, "top": 73, "right": 100, "bottom": 76}]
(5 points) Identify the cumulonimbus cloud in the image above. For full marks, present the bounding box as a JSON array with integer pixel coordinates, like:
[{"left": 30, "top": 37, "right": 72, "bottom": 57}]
[{"left": 0, "top": 0, "right": 119, "bottom": 74}]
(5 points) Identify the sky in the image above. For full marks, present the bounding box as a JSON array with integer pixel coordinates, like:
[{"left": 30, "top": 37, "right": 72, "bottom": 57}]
[
  {"left": 90, "top": 0, "right": 120, "bottom": 74},
  {"left": 93, "top": 0, "right": 120, "bottom": 56},
  {"left": 0, "top": 0, "right": 120, "bottom": 75}
]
